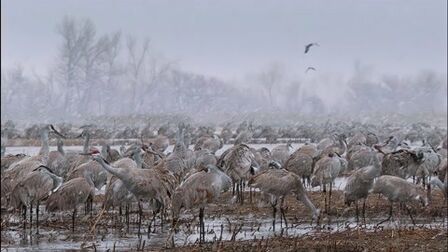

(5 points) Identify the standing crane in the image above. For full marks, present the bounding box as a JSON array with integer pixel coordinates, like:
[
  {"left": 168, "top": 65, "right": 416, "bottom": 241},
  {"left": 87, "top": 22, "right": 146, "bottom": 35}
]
[
  {"left": 371, "top": 175, "right": 428, "bottom": 226},
  {"left": 171, "top": 164, "right": 232, "bottom": 243}
]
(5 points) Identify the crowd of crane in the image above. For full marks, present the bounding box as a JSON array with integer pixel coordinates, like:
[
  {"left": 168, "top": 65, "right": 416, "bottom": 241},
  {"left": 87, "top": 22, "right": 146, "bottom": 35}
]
[{"left": 1, "top": 121, "right": 447, "bottom": 244}]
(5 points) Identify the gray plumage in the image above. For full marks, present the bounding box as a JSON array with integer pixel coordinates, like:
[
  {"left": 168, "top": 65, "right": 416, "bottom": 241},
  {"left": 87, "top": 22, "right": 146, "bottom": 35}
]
[
  {"left": 248, "top": 162, "right": 320, "bottom": 231},
  {"left": 271, "top": 143, "right": 292, "bottom": 166},
  {"left": 372, "top": 175, "right": 428, "bottom": 225},
  {"left": 171, "top": 164, "right": 232, "bottom": 243}
]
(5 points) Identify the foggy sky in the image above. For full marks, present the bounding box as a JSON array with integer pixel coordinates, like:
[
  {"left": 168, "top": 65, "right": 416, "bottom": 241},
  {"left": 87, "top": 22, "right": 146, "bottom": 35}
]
[{"left": 2, "top": 0, "right": 447, "bottom": 80}]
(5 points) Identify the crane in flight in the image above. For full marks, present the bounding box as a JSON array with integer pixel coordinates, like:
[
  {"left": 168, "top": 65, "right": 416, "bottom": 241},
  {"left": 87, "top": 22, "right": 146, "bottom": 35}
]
[
  {"left": 305, "top": 67, "right": 316, "bottom": 73},
  {"left": 304, "top": 43, "right": 319, "bottom": 54}
]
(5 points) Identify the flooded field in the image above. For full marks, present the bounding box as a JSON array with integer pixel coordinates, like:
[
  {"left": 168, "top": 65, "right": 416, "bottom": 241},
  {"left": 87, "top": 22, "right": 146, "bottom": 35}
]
[{"left": 2, "top": 145, "right": 447, "bottom": 251}]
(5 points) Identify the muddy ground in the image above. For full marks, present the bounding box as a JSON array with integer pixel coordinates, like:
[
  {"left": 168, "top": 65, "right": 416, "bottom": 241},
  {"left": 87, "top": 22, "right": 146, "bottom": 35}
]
[{"left": 1, "top": 188, "right": 447, "bottom": 251}]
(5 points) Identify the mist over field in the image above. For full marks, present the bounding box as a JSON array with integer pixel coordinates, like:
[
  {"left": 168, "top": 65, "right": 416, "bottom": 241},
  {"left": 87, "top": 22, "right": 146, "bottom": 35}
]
[{"left": 1, "top": 0, "right": 447, "bottom": 126}]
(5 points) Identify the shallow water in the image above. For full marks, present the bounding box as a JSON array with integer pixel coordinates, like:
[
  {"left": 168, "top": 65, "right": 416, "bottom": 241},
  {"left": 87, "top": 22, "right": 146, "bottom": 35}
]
[{"left": 2, "top": 209, "right": 445, "bottom": 251}]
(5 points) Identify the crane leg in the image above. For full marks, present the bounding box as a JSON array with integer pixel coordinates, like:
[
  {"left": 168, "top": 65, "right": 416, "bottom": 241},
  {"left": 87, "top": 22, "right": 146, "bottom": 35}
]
[
  {"left": 240, "top": 180, "right": 244, "bottom": 204},
  {"left": 249, "top": 186, "right": 252, "bottom": 204},
  {"left": 138, "top": 202, "right": 142, "bottom": 237},
  {"left": 362, "top": 198, "right": 366, "bottom": 225},
  {"left": 355, "top": 201, "right": 359, "bottom": 224},
  {"left": 272, "top": 203, "right": 277, "bottom": 233},
  {"left": 30, "top": 203, "right": 33, "bottom": 230},
  {"left": 72, "top": 208, "right": 76, "bottom": 232},
  {"left": 281, "top": 208, "right": 288, "bottom": 229},
  {"left": 329, "top": 182, "right": 333, "bottom": 215},
  {"left": 405, "top": 204, "right": 416, "bottom": 226},
  {"left": 22, "top": 205, "right": 27, "bottom": 229},
  {"left": 236, "top": 183, "right": 239, "bottom": 202},
  {"left": 322, "top": 184, "right": 327, "bottom": 214},
  {"left": 90, "top": 196, "right": 93, "bottom": 216},
  {"left": 377, "top": 202, "right": 393, "bottom": 226},
  {"left": 202, "top": 208, "right": 205, "bottom": 243},
  {"left": 36, "top": 203, "right": 39, "bottom": 234},
  {"left": 160, "top": 207, "right": 164, "bottom": 232},
  {"left": 199, "top": 207, "right": 205, "bottom": 243},
  {"left": 279, "top": 197, "right": 287, "bottom": 229},
  {"left": 126, "top": 204, "right": 130, "bottom": 230},
  {"left": 427, "top": 183, "right": 432, "bottom": 204}
]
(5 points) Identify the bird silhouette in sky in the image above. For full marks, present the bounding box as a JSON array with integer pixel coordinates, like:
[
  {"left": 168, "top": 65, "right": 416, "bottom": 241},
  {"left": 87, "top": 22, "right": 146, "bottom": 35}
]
[
  {"left": 304, "top": 43, "right": 319, "bottom": 54},
  {"left": 305, "top": 67, "right": 316, "bottom": 73}
]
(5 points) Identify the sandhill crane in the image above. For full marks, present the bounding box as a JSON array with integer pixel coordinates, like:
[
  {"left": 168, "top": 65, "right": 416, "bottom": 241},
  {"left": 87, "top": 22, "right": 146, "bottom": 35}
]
[
  {"left": 221, "top": 144, "right": 259, "bottom": 204},
  {"left": 430, "top": 162, "right": 447, "bottom": 198},
  {"left": 194, "top": 149, "right": 217, "bottom": 170},
  {"left": 347, "top": 133, "right": 367, "bottom": 150},
  {"left": 347, "top": 148, "right": 380, "bottom": 172},
  {"left": 100, "top": 141, "right": 121, "bottom": 163},
  {"left": 102, "top": 145, "right": 144, "bottom": 226},
  {"left": 92, "top": 152, "right": 173, "bottom": 235},
  {"left": 343, "top": 162, "right": 381, "bottom": 223},
  {"left": 251, "top": 147, "right": 271, "bottom": 172},
  {"left": 47, "top": 137, "right": 68, "bottom": 177},
  {"left": 271, "top": 143, "right": 292, "bottom": 166},
  {"left": 311, "top": 153, "right": 348, "bottom": 213},
  {"left": 365, "top": 132, "right": 379, "bottom": 147},
  {"left": 1, "top": 153, "right": 27, "bottom": 172},
  {"left": 38, "top": 124, "right": 65, "bottom": 156},
  {"left": 430, "top": 176, "right": 447, "bottom": 198},
  {"left": 319, "top": 134, "right": 347, "bottom": 158},
  {"left": 317, "top": 134, "right": 338, "bottom": 152},
  {"left": 304, "top": 42, "right": 319, "bottom": 54},
  {"left": 298, "top": 143, "right": 319, "bottom": 158},
  {"left": 374, "top": 145, "right": 425, "bottom": 179},
  {"left": 46, "top": 170, "right": 96, "bottom": 232},
  {"left": 305, "top": 66, "right": 316, "bottom": 73},
  {"left": 220, "top": 125, "right": 233, "bottom": 144},
  {"left": 1, "top": 131, "right": 52, "bottom": 207},
  {"left": 194, "top": 135, "right": 223, "bottom": 154},
  {"left": 9, "top": 165, "right": 62, "bottom": 233},
  {"left": 151, "top": 135, "right": 170, "bottom": 153},
  {"left": 248, "top": 161, "right": 320, "bottom": 232},
  {"left": 63, "top": 129, "right": 93, "bottom": 177},
  {"left": 66, "top": 160, "right": 108, "bottom": 190},
  {"left": 171, "top": 164, "right": 232, "bottom": 243},
  {"left": 167, "top": 125, "right": 195, "bottom": 179},
  {"left": 234, "top": 129, "right": 253, "bottom": 145},
  {"left": 284, "top": 149, "right": 314, "bottom": 187},
  {"left": 371, "top": 175, "right": 428, "bottom": 225},
  {"left": 0, "top": 126, "right": 64, "bottom": 206}
]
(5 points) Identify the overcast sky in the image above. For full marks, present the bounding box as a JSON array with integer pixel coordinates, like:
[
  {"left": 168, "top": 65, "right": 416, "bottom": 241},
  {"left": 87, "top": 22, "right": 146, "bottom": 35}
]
[{"left": 2, "top": 0, "right": 447, "bottom": 80}]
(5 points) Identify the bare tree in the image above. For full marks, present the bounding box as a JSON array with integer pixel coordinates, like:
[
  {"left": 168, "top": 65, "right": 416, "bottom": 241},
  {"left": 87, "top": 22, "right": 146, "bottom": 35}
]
[
  {"left": 126, "top": 36, "right": 150, "bottom": 111},
  {"left": 101, "top": 32, "right": 122, "bottom": 115},
  {"left": 55, "top": 16, "right": 86, "bottom": 116},
  {"left": 257, "top": 62, "right": 284, "bottom": 107}
]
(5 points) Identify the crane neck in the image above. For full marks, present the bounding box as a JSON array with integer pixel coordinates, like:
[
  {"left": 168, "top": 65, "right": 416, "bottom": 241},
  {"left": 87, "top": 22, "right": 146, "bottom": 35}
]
[
  {"left": 96, "top": 157, "right": 123, "bottom": 179},
  {"left": 57, "top": 139, "right": 65, "bottom": 155},
  {"left": 83, "top": 133, "right": 91, "bottom": 153},
  {"left": 42, "top": 170, "right": 63, "bottom": 192},
  {"left": 84, "top": 172, "right": 95, "bottom": 188},
  {"left": 297, "top": 192, "right": 319, "bottom": 220},
  {"left": 39, "top": 130, "right": 50, "bottom": 156},
  {"left": 101, "top": 144, "right": 108, "bottom": 158},
  {"left": 133, "top": 151, "right": 143, "bottom": 169}
]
